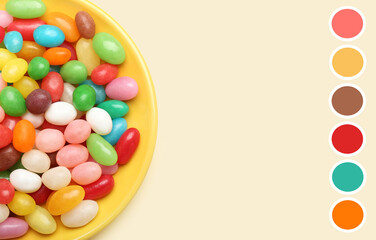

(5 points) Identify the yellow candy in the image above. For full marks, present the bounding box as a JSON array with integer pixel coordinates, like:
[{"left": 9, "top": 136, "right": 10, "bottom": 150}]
[
  {"left": 25, "top": 205, "right": 57, "bottom": 235},
  {"left": 7, "top": 191, "right": 36, "bottom": 216},
  {"left": 2, "top": 58, "right": 28, "bottom": 83},
  {"left": 0, "top": 49, "right": 17, "bottom": 70},
  {"left": 76, "top": 38, "right": 100, "bottom": 76},
  {"left": 13, "top": 76, "right": 40, "bottom": 98}
]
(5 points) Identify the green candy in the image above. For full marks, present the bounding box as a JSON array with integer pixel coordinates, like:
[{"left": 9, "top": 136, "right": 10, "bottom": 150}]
[
  {"left": 87, "top": 133, "right": 118, "bottom": 166},
  {"left": 73, "top": 85, "right": 96, "bottom": 111},
  {"left": 60, "top": 60, "right": 88, "bottom": 84},
  {"left": 6, "top": 0, "right": 46, "bottom": 19},
  {"left": 0, "top": 87, "right": 26, "bottom": 117},
  {"left": 97, "top": 100, "right": 129, "bottom": 119},
  {"left": 28, "top": 57, "right": 50, "bottom": 80},
  {"left": 93, "top": 33, "right": 126, "bottom": 65},
  {"left": 0, "top": 171, "right": 10, "bottom": 180},
  {"left": 9, "top": 159, "right": 25, "bottom": 172}
]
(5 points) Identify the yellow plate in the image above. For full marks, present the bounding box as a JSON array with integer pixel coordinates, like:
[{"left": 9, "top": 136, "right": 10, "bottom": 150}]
[{"left": 0, "top": 0, "right": 157, "bottom": 239}]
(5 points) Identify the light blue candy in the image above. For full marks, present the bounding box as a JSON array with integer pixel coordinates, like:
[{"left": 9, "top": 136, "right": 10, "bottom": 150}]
[
  {"left": 4, "top": 31, "right": 23, "bottom": 53},
  {"left": 80, "top": 80, "right": 106, "bottom": 105},
  {"left": 34, "top": 25, "right": 65, "bottom": 47},
  {"left": 102, "top": 118, "right": 127, "bottom": 145},
  {"left": 49, "top": 65, "right": 61, "bottom": 73}
]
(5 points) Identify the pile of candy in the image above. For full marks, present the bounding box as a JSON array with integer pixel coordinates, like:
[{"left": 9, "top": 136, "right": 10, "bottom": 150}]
[{"left": 0, "top": 0, "right": 141, "bottom": 238}]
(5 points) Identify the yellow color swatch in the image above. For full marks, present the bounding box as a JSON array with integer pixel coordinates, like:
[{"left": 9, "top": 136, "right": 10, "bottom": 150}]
[{"left": 332, "top": 47, "right": 364, "bottom": 78}]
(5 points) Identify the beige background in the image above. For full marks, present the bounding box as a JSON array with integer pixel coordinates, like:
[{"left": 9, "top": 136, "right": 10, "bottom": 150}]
[{"left": 90, "top": 0, "right": 375, "bottom": 239}]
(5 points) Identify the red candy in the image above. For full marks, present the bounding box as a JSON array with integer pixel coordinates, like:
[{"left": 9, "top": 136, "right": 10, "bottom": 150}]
[
  {"left": 115, "top": 128, "right": 140, "bottom": 165},
  {"left": 28, "top": 184, "right": 53, "bottom": 205},
  {"left": 1, "top": 115, "right": 21, "bottom": 131},
  {"left": 91, "top": 63, "right": 118, "bottom": 85},
  {"left": 83, "top": 175, "right": 114, "bottom": 200},
  {"left": 0, "top": 124, "right": 12, "bottom": 149},
  {"left": 41, "top": 72, "right": 64, "bottom": 102},
  {"left": 7, "top": 19, "right": 46, "bottom": 41},
  {"left": 59, "top": 41, "right": 78, "bottom": 61},
  {"left": 0, "top": 179, "right": 15, "bottom": 204},
  {"left": 0, "top": 27, "right": 5, "bottom": 43}
]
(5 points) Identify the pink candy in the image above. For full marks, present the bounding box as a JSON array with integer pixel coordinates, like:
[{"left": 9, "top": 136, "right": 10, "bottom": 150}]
[
  {"left": 0, "top": 217, "right": 28, "bottom": 239},
  {"left": 0, "top": 10, "right": 13, "bottom": 28},
  {"left": 36, "top": 129, "right": 66, "bottom": 153},
  {"left": 56, "top": 144, "right": 89, "bottom": 168},
  {"left": 64, "top": 119, "right": 91, "bottom": 144},
  {"left": 72, "top": 162, "right": 102, "bottom": 185},
  {"left": 105, "top": 77, "right": 138, "bottom": 101},
  {"left": 0, "top": 107, "right": 4, "bottom": 123}
]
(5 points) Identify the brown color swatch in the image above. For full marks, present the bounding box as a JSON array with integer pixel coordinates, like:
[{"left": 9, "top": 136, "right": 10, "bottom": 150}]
[{"left": 332, "top": 86, "right": 363, "bottom": 116}]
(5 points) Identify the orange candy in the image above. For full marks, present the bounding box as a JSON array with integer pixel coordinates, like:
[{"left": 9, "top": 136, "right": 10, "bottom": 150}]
[
  {"left": 43, "top": 47, "right": 72, "bottom": 65},
  {"left": 16, "top": 41, "right": 46, "bottom": 62},
  {"left": 46, "top": 185, "right": 85, "bottom": 216},
  {"left": 45, "top": 12, "right": 80, "bottom": 43},
  {"left": 13, "top": 120, "right": 36, "bottom": 152}
]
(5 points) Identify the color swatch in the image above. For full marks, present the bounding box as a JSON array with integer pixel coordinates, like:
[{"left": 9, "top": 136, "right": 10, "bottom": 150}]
[
  {"left": 329, "top": 84, "right": 365, "bottom": 118},
  {"left": 330, "top": 198, "right": 365, "bottom": 232},
  {"left": 330, "top": 160, "right": 365, "bottom": 194},
  {"left": 330, "top": 46, "right": 365, "bottom": 80},
  {"left": 330, "top": 7, "right": 365, "bottom": 41}
]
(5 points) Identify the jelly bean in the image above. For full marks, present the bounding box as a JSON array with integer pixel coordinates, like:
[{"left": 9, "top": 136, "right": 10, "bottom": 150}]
[
  {"left": 73, "top": 84, "right": 96, "bottom": 111},
  {"left": 0, "top": 171, "right": 10, "bottom": 180},
  {"left": 21, "top": 111, "right": 43, "bottom": 128},
  {"left": 1, "top": 115, "right": 21, "bottom": 130},
  {"left": 83, "top": 175, "right": 114, "bottom": 200},
  {"left": 0, "top": 50, "right": 16, "bottom": 73},
  {"left": 4, "top": 31, "right": 23, "bottom": 53},
  {"left": 47, "top": 152, "right": 58, "bottom": 168},
  {"left": 86, "top": 107, "right": 112, "bottom": 135},
  {"left": 35, "top": 129, "right": 65, "bottom": 153},
  {"left": 106, "top": 77, "right": 138, "bottom": 101},
  {"left": 0, "top": 11, "right": 13, "bottom": 28},
  {"left": 76, "top": 38, "right": 100, "bottom": 75},
  {"left": 6, "top": 0, "right": 46, "bottom": 19},
  {"left": 0, "top": 107, "right": 4, "bottom": 122},
  {"left": 46, "top": 12, "right": 80, "bottom": 43},
  {"left": 0, "top": 75, "right": 6, "bottom": 93},
  {"left": 0, "top": 205, "right": 9, "bottom": 223},
  {"left": 28, "top": 56, "right": 50, "bottom": 80},
  {"left": 34, "top": 25, "right": 65, "bottom": 48},
  {"left": 49, "top": 65, "right": 61, "bottom": 73},
  {"left": 43, "top": 47, "right": 71, "bottom": 65},
  {"left": 28, "top": 184, "right": 52, "bottom": 205},
  {"left": 26, "top": 89, "right": 51, "bottom": 114},
  {"left": 0, "top": 145, "right": 21, "bottom": 172},
  {"left": 0, "top": 217, "right": 28, "bottom": 239},
  {"left": 75, "top": 11, "right": 95, "bottom": 39},
  {"left": 16, "top": 41, "right": 45, "bottom": 61},
  {"left": 72, "top": 162, "right": 101, "bottom": 185},
  {"left": 13, "top": 120, "right": 35, "bottom": 152},
  {"left": 60, "top": 82, "right": 75, "bottom": 104},
  {"left": 64, "top": 119, "right": 91, "bottom": 144},
  {"left": 91, "top": 63, "right": 118, "bottom": 85},
  {"left": 8, "top": 159, "right": 25, "bottom": 172},
  {"left": 97, "top": 100, "right": 129, "bottom": 119},
  {"left": 21, "top": 149, "right": 50, "bottom": 173},
  {"left": 41, "top": 72, "right": 64, "bottom": 102},
  {"left": 0, "top": 179, "right": 14, "bottom": 204},
  {"left": 41, "top": 121, "right": 66, "bottom": 133},
  {"left": 46, "top": 185, "right": 85, "bottom": 216},
  {"left": 0, "top": 124, "right": 12, "bottom": 149},
  {"left": 56, "top": 144, "right": 89, "bottom": 168},
  {"left": 116, "top": 128, "right": 140, "bottom": 165},
  {"left": 60, "top": 60, "right": 88, "bottom": 84},
  {"left": 45, "top": 101, "right": 77, "bottom": 125},
  {"left": 103, "top": 118, "right": 127, "bottom": 145},
  {"left": 9, "top": 169, "right": 41, "bottom": 193},
  {"left": 25, "top": 205, "right": 56, "bottom": 234},
  {"left": 13, "top": 76, "right": 39, "bottom": 98},
  {"left": 2, "top": 58, "right": 28, "bottom": 83},
  {"left": 93, "top": 32, "right": 125, "bottom": 64},
  {"left": 0, "top": 87, "right": 26, "bottom": 116},
  {"left": 42, "top": 166, "right": 71, "bottom": 191},
  {"left": 61, "top": 200, "right": 98, "bottom": 228},
  {"left": 8, "top": 19, "right": 46, "bottom": 41},
  {"left": 87, "top": 134, "right": 117, "bottom": 166},
  {"left": 7, "top": 191, "right": 36, "bottom": 216},
  {"left": 59, "top": 41, "right": 77, "bottom": 61},
  {"left": 88, "top": 157, "right": 118, "bottom": 175},
  {"left": 80, "top": 80, "right": 106, "bottom": 104}
]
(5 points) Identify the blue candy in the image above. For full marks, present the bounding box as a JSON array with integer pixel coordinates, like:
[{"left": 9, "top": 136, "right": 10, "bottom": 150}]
[
  {"left": 102, "top": 118, "right": 127, "bottom": 145},
  {"left": 4, "top": 31, "right": 23, "bottom": 53},
  {"left": 80, "top": 80, "right": 106, "bottom": 105},
  {"left": 34, "top": 25, "right": 65, "bottom": 47},
  {"left": 49, "top": 65, "right": 61, "bottom": 73}
]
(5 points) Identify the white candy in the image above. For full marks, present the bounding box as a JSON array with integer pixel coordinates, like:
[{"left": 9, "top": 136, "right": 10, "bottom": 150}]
[
  {"left": 86, "top": 107, "right": 112, "bottom": 135},
  {"left": 21, "top": 149, "right": 50, "bottom": 173},
  {"left": 21, "top": 111, "right": 44, "bottom": 128},
  {"left": 61, "top": 200, "right": 99, "bottom": 228},
  {"left": 10, "top": 169, "right": 42, "bottom": 193},
  {"left": 45, "top": 102, "right": 77, "bottom": 126},
  {"left": 42, "top": 166, "right": 71, "bottom": 191},
  {"left": 61, "top": 83, "right": 75, "bottom": 104},
  {"left": 0, "top": 205, "right": 9, "bottom": 224}
]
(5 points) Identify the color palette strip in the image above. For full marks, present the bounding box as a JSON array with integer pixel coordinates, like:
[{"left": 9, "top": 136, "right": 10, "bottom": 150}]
[{"left": 328, "top": 6, "right": 366, "bottom": 232}]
